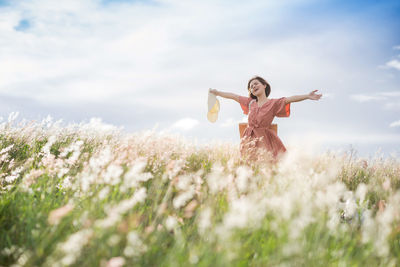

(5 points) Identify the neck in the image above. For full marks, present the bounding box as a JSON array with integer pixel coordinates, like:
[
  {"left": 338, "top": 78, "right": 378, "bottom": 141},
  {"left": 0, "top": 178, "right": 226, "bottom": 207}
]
[{"left": 257, "top": 94, "right": 268, "bottom": 103}]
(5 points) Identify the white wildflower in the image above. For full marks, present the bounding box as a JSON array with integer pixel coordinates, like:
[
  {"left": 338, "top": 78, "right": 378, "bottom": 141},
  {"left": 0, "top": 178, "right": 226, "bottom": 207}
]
[
  {"left": 326, "top": 209, "right": 341, "bottom": 231},
  {"left": 61, "top": 176, "right": 73, "bottom": 189},
  {"left": 5, "top": 174, "right": 18, "bottom": 184},
  {"left": 0, "top": 144, "right": 14, "bottom": 155},
  {"left": 206, "top": 163, "right": 232, "bottom": 194},
  {"left": 4, "top": 166, "right": 24, "bottom": 184},
  {"left": 288, "top": 209, "right": 315, "bottom": 240},
  {"left": 8, "top": 158, "right": 15, "bottom": 169},
  {"left": 41, "top": 115, "right": 53, "bottom": 128},
  {"left": 97, "top": 187, "right": 110, "bottom": 201},
  {"left": 2, "top": 245, "right": 23, "bottom": 256},
  {"left": 123, "top": 231, "right": 147, "bottom": 257},
  {"left": 21, "top": 169, "right": 44, "bottom": 189},
  {"left": 40, "top": 154, "right": 56, "bottom": 170},
  {"left": 173, "top": 186, "right": 195, "bottom": 209},
  {"left": 315, "top": 182, "right": 346, "bottom": 212},
  {"left": 235, "top": 165, "right": 252, "bottom": 193},
  {"left": 42, "top": 135, "right": 57, "bottom": 155},
  {"left": 107, "top": 235, "right": 121, "bottom": 246},
  {"left": 63, "top": 140, "right": 84, "bottom": 165},
  {"left": 375, "top": 203, "right": 396, "bottom": 257},
  {"left": 14, "top": 250, "right": 32, "bottom": 267},
  {"left": 165, "top": 216, "right": 178, "bottom": 231},
  {"left": 48, "top": 204, "right": 74, "bottom": 225},
  {"left": 78, "top": 173, "right": 97, "bottom": 192},
  {"left": 103, "top": 164, "right": 124, "bottom": 185},
  {"left": 355, "top": 183, "right": 368, "bottom": 204},
  {"left": 223, "top": 196, "right": 266, "bottom": 229},
  {"left": 123, "top": 159, "right": 152, "bottom": 190},
  {"left": 127, "top": 158, "right": 147, "bottom": 175},
  {"left": 0, "top": 153, "right": 9, "bottom": 163},
  {"left": 89, "top": 146, "right": 113, "bottom": 171},
  {"left": 123, "top": 246, "right": 135, "bottom": 259},
  {"left": 382, "top": 179, "right": 391, "bottom": 191},
  {"left": 106, "top": 257, "right": 125, "bottom": 267},
  {"left": 176, "top": 175, "right": 194, "bottom": 191},
  {"left": 95, "top": 188, "right": 147, "bottom": 228},
  {"left": 282, "top": 242, "right": 301, "bottom": 257},
  {"left": 57, "top": 167, "right": 70, "bottom": 178},
  {"left": 189, "top": 253, "right": 199, "bottom": 264},
  {"left": 8, "top": 111, "right": 19, "bottom": 124},
  {"left": 265, "top": 192, "right": 296, "bottom": 221},
  {"left": 164, "top": 159, "right": 184, "bottom": 180},
  {"left": 198, "top": 207, "right": 212, "bottom": 234},
  {"left": 57, "top": 229, "right": 93, "bottom": 266},
  {"left": 341, "top": 191, "right": 357, "bottom": 221},
  {"left": 193, "top": 171, "right": 204, "bottom": 187}
]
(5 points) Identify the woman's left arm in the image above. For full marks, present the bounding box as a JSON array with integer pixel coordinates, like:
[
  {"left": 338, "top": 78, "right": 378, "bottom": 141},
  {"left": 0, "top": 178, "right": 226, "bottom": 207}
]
[{"left": 285, "top": 90, "right": 322, "bottom": 104}]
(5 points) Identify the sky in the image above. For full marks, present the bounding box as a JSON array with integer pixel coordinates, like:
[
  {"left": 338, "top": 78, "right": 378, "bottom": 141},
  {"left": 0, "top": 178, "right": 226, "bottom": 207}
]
[{"left": 0, "top": 0, "right": 400, "bottom": 157}]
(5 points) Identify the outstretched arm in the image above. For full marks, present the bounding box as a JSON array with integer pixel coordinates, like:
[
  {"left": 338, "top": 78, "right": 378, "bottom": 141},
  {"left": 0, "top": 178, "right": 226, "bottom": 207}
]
[
  {"left": 285, "top": 90, "right": 322, "bottom": 104},
  {"left": 209, "top": 89, "right": 240, "bottom": 103}
]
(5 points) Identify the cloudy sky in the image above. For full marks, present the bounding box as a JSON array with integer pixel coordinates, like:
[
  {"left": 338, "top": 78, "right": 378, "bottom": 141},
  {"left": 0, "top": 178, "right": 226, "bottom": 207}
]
[{"left": 0, "top": 0, "right": 399, "bottom": 157}]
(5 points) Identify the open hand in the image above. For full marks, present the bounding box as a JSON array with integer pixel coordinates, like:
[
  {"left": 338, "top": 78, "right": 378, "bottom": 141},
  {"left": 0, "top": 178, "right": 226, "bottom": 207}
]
[
  {"left": 308, "top": 90, "right": 322, "bottom": 100},
  {"left": 209, "top": 88, "right": 218, "bottom": 95}
]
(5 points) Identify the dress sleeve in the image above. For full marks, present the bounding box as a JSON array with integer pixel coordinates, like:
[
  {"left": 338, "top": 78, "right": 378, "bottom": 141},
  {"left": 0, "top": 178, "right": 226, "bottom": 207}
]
[
  {"left": 274, "top": 97, "right": 291, "bottom": 117},
  {"left": 238, "top": 96, "right": 252, "bottom": 115}
]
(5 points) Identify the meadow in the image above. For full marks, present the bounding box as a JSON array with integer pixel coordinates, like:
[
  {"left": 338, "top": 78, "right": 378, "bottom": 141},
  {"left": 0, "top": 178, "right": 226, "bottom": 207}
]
[{"left": 0, "top": 113, "right": 399, "bottom": 266}]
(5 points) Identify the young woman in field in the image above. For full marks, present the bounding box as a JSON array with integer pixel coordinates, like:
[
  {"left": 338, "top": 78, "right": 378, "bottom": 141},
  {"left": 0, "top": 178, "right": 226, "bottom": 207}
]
[{"left": 209, "top": 76, "right": 322, "bottom": 160}]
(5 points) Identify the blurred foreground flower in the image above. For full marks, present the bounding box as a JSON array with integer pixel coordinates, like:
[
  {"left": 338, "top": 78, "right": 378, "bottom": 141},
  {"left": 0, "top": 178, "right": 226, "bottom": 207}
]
[
  {"left": 48, "top": 204, "right": 74, "bottom": 225},
  {"left": 105, "top": 256, "right": 125, "bottom": 267},
  {"left": 1, "top": 112, "right": 399, "bottom": 266}
]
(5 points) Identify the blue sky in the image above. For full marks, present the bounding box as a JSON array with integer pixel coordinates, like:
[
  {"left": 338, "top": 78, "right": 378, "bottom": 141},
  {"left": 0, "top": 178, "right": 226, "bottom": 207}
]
[{"left": 0, "top": 0, "right": 399, "bottom": 157}]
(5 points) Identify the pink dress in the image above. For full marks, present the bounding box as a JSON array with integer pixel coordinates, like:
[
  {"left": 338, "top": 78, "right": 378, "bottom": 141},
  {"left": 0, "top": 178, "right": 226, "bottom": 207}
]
[{"left": 239, "top": 96, "right": 291, "bottom": 159}]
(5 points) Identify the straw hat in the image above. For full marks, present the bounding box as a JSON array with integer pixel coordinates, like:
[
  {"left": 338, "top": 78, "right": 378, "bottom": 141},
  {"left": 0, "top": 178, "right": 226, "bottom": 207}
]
[{"left": 207, "top": 89, "right": 220, "bottom": 123}]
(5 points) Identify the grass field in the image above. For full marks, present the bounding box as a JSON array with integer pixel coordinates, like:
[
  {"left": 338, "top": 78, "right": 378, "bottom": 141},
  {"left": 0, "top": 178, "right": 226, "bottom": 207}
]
[{"left": 1, "top": 114, "right": 399, "bottom": 266}]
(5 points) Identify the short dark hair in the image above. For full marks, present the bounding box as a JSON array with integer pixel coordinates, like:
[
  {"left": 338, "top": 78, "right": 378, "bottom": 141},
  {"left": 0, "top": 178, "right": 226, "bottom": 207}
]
[{"left": 247, "top": 76, "right": 271, "bottom": 100}]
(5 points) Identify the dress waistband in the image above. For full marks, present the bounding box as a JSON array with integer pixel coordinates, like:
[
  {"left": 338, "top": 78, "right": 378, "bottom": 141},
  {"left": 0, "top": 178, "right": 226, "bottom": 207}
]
[
  {"left": 246, "top": 125, "right": 274, "bottom": 135},
  {"left": 248, "top": 125, "right": 270, "bottom": 130}
]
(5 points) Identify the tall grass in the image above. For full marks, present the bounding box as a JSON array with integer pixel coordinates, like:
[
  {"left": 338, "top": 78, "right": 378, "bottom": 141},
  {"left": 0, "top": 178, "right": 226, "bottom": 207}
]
[{"left": 0, "top": 113, "right": 399, "bottom": 266}]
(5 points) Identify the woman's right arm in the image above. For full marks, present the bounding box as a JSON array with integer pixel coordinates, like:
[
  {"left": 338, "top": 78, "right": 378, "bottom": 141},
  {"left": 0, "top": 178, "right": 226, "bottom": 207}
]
[{"left": 209, "top": 89, "right": 240, "bottom": 103}]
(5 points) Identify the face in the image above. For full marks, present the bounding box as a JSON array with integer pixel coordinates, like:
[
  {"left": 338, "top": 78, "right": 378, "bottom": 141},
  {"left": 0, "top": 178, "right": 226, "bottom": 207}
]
[{"left": 249, "top": 79, "right": 266, "bottom": 98}]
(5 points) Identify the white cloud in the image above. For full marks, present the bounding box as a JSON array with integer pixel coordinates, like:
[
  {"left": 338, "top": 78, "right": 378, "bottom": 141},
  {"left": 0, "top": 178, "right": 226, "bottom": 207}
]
[
  {"left": 379, "top": 91, "right": 400, "bottom": 97},
  {"left": 170, "top": 118, "right": 199, "bottom": 131},
  {"left": 220, "top": 118, "right": 237, "bottom": 128},
  {"left": 350, "top": 91, "right": 400, "bottom": 103},
  {"left": 0, "top": 0, "right": 187, "bottom": 104},
  {"left": 0, "top": 0, "right": 391, "bottom": 108},
  {"left": 384, "top": 102, "right": 400, "bottom": 110},
  {"left": 350, "top": 94, "right": 386, "bottom": 103},
  {"left": 320, "top": 92, "right": 334, "bottom": 98},
  {"left": 389, "top": 120, "right": 400, "bottom": 128},
  {"left": 220, "top": 117, "right": 247, "bottom": 128},
  {"left": 386, "top": 59, "right": 400, "bottom": 71}
]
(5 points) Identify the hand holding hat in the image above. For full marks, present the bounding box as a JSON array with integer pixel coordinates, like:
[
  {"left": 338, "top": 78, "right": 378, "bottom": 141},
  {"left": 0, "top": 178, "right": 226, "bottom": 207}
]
[{"left": 207, "top": 88, "right": 220, "bottom": 123}]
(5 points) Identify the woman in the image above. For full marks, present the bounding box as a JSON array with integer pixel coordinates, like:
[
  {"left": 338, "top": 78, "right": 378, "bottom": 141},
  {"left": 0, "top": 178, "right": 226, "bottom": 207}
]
[{"left": 209, "top": 76, "right": 322, "bottom": 160}]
